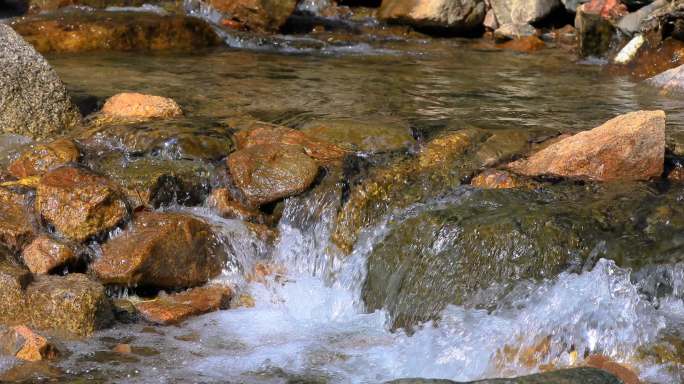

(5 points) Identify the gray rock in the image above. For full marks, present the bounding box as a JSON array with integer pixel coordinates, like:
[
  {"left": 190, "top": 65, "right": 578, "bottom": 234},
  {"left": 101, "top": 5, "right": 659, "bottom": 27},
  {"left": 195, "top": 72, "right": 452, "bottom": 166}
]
[
  {"left": 0, "top": 23, "right": 81, "bottom": 140},
  {"left": 386, "top": 367, "right": 622, "bottom": 383},
  {"left": 617, "top": 0, "right": 667, "bottom": 35},
  {"left": 494, "top": 22, "right": 536, "bottom": 40},
  {"left": 490, "top": 0, "right": 560, "bottom": 26},
  {"left": 377, "top": 0, "right": 486, "bottom": 33},
  {"left": 647, "top": 63, "right": 684, "bottom": 95}
]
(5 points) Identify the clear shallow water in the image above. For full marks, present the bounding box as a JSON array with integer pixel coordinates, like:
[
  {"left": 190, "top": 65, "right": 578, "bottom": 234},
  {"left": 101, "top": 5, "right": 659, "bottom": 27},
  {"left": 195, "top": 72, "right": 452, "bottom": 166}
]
[{"left": 6, "top": 29, "right": 684, "bottom": 383}]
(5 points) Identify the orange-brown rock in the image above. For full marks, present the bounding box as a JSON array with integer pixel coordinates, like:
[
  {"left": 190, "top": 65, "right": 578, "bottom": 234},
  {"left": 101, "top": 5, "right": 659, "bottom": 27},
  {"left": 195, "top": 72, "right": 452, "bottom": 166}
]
[
  {"left": 202, "top": 0, "right": 298, "bottom": 33},
  {"left": 112, "top": 343, "right": 132, "bottom": 354},
  {"left": 207, "top": 188, "right": 266, "bottom": 223},
  {"left": 21, "top": 235, "right": 77, "bottom": 275},
  {"left": 8, "top": 139, "right": 80, "bottom": 179},
  {"left": 0, "top": 260, "right": 32, "bottom": 325},
  {"left": 101, "top": 93, "right": 182, "bottom": 120},
  {"left": 135, "top": 285, "right": 232, "bottom": 325},
  {"left": 0, "top": 326, "right": 58, "bottom": 362},
  {"left": 0, "top": 188, "right": 35, "bottom": 252},
  {"left": 586, "top": 354, "right": 641, "bottom": 384},
  {"left": 498, "top": 35, "right": 545, "bottom": 53},
  {"left": 11, "top": 11, "right": 222, "bottom": 54},
  {"left": 228, "top": 144, "right": 320, "bottom": 206},
  {"left": 92, "top": 211, "right": 226, "bottom": 288},
  {"left": 470, "top": 169, "right": 537, "bottom": 189},
  {"left": 508, "top": 110, "right": 666, "bottom": 182},
  {"left": 668, "top": 166, "right": 684, "bottom": 183},
  {"left": 35, "top": 167, "right": 128, "bottom": 241},
  {"left": 234, "top": 125, "right": 347, "bottom": 164}
]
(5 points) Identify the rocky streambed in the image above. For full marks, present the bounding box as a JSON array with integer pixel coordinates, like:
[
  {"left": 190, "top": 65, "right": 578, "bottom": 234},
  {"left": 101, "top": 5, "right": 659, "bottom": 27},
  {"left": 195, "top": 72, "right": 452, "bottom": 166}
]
[{"left": 3, "top": 0, "right": 684, "bottom": 383}]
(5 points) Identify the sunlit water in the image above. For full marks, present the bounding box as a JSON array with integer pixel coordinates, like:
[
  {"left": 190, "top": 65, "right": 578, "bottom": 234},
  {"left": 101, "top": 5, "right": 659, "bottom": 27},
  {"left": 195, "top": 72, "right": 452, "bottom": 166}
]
[{"left": 4, "top": 15, "right": 684, "bottom": 383}]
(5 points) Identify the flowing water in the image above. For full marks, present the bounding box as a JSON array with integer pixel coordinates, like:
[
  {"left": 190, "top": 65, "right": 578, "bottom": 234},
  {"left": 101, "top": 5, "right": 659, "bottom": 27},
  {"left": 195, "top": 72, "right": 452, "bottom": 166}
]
[{"left": 4, "top": 15, "right": 684, "bottom": 383}]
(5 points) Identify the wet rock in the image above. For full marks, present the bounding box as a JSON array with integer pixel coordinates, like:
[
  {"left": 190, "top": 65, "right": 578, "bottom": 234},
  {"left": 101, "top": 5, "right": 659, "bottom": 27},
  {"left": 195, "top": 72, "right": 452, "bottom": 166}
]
[
  {"left": 11, "top": 11, "right": 222, "bottom": 53},
  {"left": 386, "top": 367, "right": 623, "bottom": 383},
  {"left": 0, "top": 260, "right": 32, "bottom": 326},
  {"left": 498, "top": 35, "right": 546, "bottom": 52},
  {"left": 234, "top": 124, "right": 347, "bottom": 163},
  {"left": 470, "top": 169, "right": 538, "bottom": 188},
  {"left": 377, "top": 0, "right": 486, "bottom": 34},
  {"left": 508, "top": 110, "right": 665, "bottom": 182},
  {"left": 617, "top": 0, "right": 666, "bottom": 35},
  {"left": 575, "top": 0, "right": 627, "bottom": 58},
  {"left": 26, "top": 0, "right": 172, "bottom": 13},
  {"left": 135, "top": 285, "right": 232, "bottom": 325},
  {"left": 90, "top": 154, "right": 213, "bottom": 209},
  {"left": 0, "top": 361, "right": 63, "bottom": 382},
  {"left": 647, "top": 63, "right": 684, "bottom": 95},
  {"left": 586, "top": 355, "right": 641, "bottom": 384},
  {"left": 21, "top": 235, "right": 77, "bottom": 275},
  {"left": 667, "top": 165, "right": 684, "bottom": 182},
  {"left": 494, "top": 22, "right": 536, "bottom": 41},
  {"left": 0, "top": 188, "right": 35, "bottom": 252},
  {"left": 0, "top": 326, "right": 58, "bottom": 362},
  {"left": 112, "top": 343, "right": 132, "bottom": 354},
  {"left": 25, "top": 274, "right": 112, "bottom": 337},
  {"left": 300, "top": 118, "right": 416, "bottom": 153},
  {"left": 608, "top": 38, "right": 684, "bottom": 80},
  {"left": 35, "top": 166, "right": 128, "bottom": 241},
  {"left": 8, "top": 139, "right": 81, "bottom": 179},
  {"left": 0, "top": 24, "right": 81, "bottom": 139},
  {"left": 198, "top": 0, "right": 299, "bottom": 33},
  {"left": 101, "top": 93, "right": 182, "bottom": 121},
  {"left": 92, "top": 211, "right": 226, "bottom": 289},
  {"left": 490, "top": 0, "right": 560, "bottom": 26},
  {"left": 207, "top": 188, "right": 267, "bottom": 223},
  {"left": 228, "top": 144, "right": 320, "bottom": 207}
]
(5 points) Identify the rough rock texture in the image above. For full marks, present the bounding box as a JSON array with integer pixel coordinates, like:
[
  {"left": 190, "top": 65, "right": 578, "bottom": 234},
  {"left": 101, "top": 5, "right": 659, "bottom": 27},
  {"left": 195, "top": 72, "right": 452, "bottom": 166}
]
[
  {"left": 0, "top": 23, "right": 81, "bottom": 139},
  {"left": 300, "top": 118, "right": 415, "bottom": 153},
  {"left": 101, "top": 93, "right": 183, "bottom": 120},
  {"left": 11, "top": 11, "right": 222, "bottom": 54},
  {"left": 0, "top": 260, "right": 32, "bottom": 326},
  {"left": 36, "top": 167, "right": 128, "bottom": 241},
  {"left": 234, "top": 125, "right": 347, "bottom": 163},
  {"left": 92, "top": 212, "right": 226, "bottom": 289},
  {"left": 135, "top": 285, "right": 232, "bottom": 325},
  {"left": 490, "top": 0, "right": 560, "bottom": 26},
  {"left": 0, "top": 189, "right": 35, "bottom": 252},
  {"left": 198, "top": 0, "right": 299, "bottom": 33},
  {"left": 377, "top": 0, "right": 486, "bottom": 33},
  {"left": 470, "top": 169, "right": 538, "bottom": 188},
  {"left": 648, "top": 64, "right": 684, "bottom": 95},
  {"left": 21, "top": 235, "right": 77, "bottom": 275},
  {"left": 25, "top": 274, "right": 113, "bottom": 337},
  {"left": 0, "top": 326, "right": 58, "bottom": 362},
  {"left": 494, "top": 22, "right": 535, "bottom": 41},
  {"left": 385, "top": 367, "right": 622, "bottom": 383},
  {"left": 8, "top": 139, "right": 81, "bottom": 179},
  {"left": 207, "top": 188, "right": 267, "bottom": 223},
  {"left": 575, "top": 0, "right": 626, "bottom": 58},
  {"left": 508, "top": 110, "right": 665, "bottom": 181},
  {"left": 228, "top": 144, "right": 320, "bottom": 206}
]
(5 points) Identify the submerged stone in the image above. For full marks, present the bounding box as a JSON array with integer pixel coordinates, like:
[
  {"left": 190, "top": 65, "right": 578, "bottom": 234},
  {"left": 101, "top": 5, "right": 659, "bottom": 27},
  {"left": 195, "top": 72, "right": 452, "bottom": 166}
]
[
  {"left": 470, "top": 169, "right": 538, "bottom": 189},
  {"left": 0, "top": 24, "right": 81, "bottom": 139},
  {"left": 8, "top": 139, "right": 81, "bottom": 179},
  {"left": 134, "top": 285, "right": 233, "bottom": 325},
  {"left": 300, "top": 118, "right": 416, "bottom": 153},
  {"left": 92, "top": 212, "right": 226, "bottom": 289},
  {"left": 11, "top": 11, "right": 222, "bottom": 53}
]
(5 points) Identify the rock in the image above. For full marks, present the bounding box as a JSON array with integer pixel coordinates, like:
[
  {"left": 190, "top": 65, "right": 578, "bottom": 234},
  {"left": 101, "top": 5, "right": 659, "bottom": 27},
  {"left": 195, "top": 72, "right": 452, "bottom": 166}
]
[
  {"left": 647, "top": 63, "right": 684, "bottom": 95},
  {"left": 25, "top": 274, "right": 112, "bottom": 337},
  {"left": 134, "top": 285, "right": 232, "bottom": 325},
  {"left": 92, "top": 211, "right": 226, "bottom": 289},
  {"left": 0, "top": 24, "right": 81, "bottom": 139},
  {"left": 498, "top": 35, "right": 545, "bottom": 52},
  {"left": 617, "top": 0, "right": 666, "bottom": 35},
  {"left": 299, "top": 118, "right": 416, "bottom": 153},
  {"left": 227, "top": 144, "right": 320, "bottom": 207},
  {"left": 575, "top": 0, "right": 627, "bottom": 58},
  {"left": 36, "top": 167, "right": 128, "bottom": 241},
  {"left": 508, "top": 110, "right": 665, "bottom": 181},
  {"left": 0, "top": 361, "right": 63, "bottom": 382},
  {"left": 21, "top": 235, "right": 78, "bottom": 275},
  {"left": 10, "top": 11, "right": 222, "bottom": 54},
  {"left": 613, "top": 34, "right": 646, "bottom": 65},
  {"left": 234, "top": 124, "right": 347, "bottom": 163},
  {"left": 196, "top": 0, "right": 299, "bottom": 33},
  {"left": 494, "top": 22, "right": 536, "bottom": 41},
  {"left": 562, "top": 0, "right": 588, "bottom": 12},
  {"left": 0, "top": 260, "right": 32, "bottom": 326},
  {"left": 89, "top": 154, "right": 214, "bottom": 209},
  {"left": 0, "top": 188, "right": 35, "bottom": 252},
  {"left": 207, "top": 188, "right": 267, "bottom": 223},
  {"left": 668, "top": 166, "right": 684, "bottom": 182},
  {"left": 470, "top": 169, "right": 538, "bottom": 188},
  {"left": 8, "top": 139, "right": 81, "bottom": 179},
  {"left": 25, "top": 0, "right": 177, "bottom": 13},
  {"left": 490, "top": 0, "right": 560, "bottom": 26},
  {"left": 112, "top": 343, "right": 132, "bottom": 354},
  {"left": 484, "top": 7, "right": 499, "bottom": 30},
  {"left": 0, "top": 326, "right": 58, "bottom": 362},
  {"left": 377, "top": 0, "right": 486, "bottom": 34},
  {"left": 586, "top": 355, "right": 641, "bottom": 384},
  {"left": 385, "top": 367, "right": 623, "bottom": 383},
  {"left": 101, "top": 93, "right": 182, "bottom": 121}
]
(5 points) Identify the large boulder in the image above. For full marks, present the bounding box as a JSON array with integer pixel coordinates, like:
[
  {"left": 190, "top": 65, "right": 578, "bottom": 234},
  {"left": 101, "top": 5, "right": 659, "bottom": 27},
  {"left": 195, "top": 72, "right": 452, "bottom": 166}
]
[
  {"left": 190, "top": 0, "right": 299, "bottom": 33},
  {"left": 227, "top": 144, "right": 320, "bottom": 207},
  {"left": 35, "top": 167, "right": 129, "bottom": 241},
  {"left": 508, "top": 110, "right": 665, "bottom": 182},
  {"left": 377, "top": 0, "right": 486, "bottom": 34},
  {"left": 91, "top": 212, "right": 227, "bottom": 289},
  {"left": 10, "top": 11, "right": 222, "bottom": 54},
  {"left": 489, "top": 0, "right": 560, "bottom": 26},
  {"left": 0, "top": 24, "right": 81, "bottom": 139},
  {"left": 386, "top": 367, "right": 622, "bottom": 383}
]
